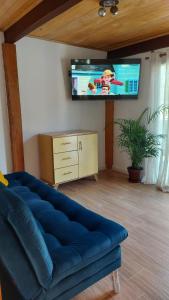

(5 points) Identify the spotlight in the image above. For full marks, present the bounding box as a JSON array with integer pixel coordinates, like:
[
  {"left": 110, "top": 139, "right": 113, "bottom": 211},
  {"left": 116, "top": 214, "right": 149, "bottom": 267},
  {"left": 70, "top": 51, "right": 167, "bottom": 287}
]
[
  {"left": 98, "top": 7, "right": 106, "bottom": 17},
  {"left": 112, "top": 0, "right": 119, "bottom": 5},
  {"left": 98, "top": 0, "right": 120, "bottom": 17},
  {"left": 110, "top": 5, "right": 118, "bottom": 15}
]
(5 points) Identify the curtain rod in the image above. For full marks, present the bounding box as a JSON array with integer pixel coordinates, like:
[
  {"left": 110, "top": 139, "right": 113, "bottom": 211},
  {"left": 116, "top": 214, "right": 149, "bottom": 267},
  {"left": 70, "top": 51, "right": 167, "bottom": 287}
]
[
  {"left": 160, "top": 53, "right": 167, "bottom": 57},
  {"left": 145, "top": 52, "right": 167, "bottom": 60}
]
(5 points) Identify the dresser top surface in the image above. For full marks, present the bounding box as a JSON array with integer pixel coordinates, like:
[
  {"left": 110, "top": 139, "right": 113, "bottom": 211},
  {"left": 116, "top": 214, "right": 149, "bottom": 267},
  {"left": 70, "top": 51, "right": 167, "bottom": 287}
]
[{"left": 39, "top": 130, "right": 98, "bottom": 138}]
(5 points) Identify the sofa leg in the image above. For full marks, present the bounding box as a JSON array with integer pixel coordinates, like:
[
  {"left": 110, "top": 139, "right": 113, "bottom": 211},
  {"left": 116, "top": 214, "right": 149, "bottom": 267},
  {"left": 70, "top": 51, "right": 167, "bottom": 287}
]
[{"left": 112, "top": 270, "right": 120, "bottom": 294}]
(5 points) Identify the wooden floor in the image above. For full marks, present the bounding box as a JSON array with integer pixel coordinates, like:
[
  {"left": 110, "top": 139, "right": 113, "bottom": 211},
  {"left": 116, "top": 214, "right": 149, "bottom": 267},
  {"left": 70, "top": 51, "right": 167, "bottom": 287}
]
[{"left": 59, "top": 171, "right": 169, "bottom": 300}]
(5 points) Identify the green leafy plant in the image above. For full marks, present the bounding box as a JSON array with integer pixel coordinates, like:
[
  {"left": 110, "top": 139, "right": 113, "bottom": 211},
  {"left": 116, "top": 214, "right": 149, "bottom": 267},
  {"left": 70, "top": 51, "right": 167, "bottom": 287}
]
[{"left": 115, "top": 105, "right": 168, "bottom": 169}]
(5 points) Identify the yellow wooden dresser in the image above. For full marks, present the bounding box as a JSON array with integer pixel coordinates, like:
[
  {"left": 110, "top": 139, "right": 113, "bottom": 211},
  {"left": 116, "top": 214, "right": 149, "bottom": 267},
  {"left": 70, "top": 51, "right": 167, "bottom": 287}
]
[{"left": 38, "top": 130, "right": 98, "bottom": 186}]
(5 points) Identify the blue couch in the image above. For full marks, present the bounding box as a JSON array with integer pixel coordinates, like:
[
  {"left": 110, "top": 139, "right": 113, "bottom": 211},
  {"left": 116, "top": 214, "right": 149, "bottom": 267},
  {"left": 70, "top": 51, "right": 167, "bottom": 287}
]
[{"left": 0, "top": 172, "right": 128, "bottom": 300}]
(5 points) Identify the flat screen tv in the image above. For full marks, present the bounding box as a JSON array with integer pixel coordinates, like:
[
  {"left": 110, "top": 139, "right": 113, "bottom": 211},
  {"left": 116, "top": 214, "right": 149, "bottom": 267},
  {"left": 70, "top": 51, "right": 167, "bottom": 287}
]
[{"left": 71, "top": 59, "right": 141, "bottom": 100}]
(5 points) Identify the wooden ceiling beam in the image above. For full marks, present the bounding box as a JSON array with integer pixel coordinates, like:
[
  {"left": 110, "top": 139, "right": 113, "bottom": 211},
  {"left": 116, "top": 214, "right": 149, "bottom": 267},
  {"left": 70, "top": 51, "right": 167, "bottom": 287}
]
[
  {"left": 108, "top": 34, "right": 169, "bottom": 58},
  {"left": 2, "top": 43, "right": 25, "bottom": 172},
  {"left": 4, "top": 0, "right": 83, "bottom": 43}
]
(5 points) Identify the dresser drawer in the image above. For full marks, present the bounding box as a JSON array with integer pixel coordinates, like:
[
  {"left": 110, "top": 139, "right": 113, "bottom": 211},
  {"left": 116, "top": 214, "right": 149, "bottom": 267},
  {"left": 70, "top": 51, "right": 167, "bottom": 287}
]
[
  {"left": 54, "top": 165, "right": 78, "bottom": 184},
  {"left": 54, "top": 151, "right": 78, "bottom": 169},
  {"left": 53, "top": 136, "right": 77, "bottom": 153}
]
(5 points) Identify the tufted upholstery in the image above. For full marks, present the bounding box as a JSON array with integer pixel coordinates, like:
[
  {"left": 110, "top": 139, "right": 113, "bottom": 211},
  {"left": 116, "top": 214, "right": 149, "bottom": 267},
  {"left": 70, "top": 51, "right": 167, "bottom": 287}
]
[{"left": 0, "top": 172, "right": 128, "bottom": 300}]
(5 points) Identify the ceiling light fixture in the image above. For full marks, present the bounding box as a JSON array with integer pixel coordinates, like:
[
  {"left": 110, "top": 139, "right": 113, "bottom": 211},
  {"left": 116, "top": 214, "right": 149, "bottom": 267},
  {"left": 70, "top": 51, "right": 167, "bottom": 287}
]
[{"left": 98, "top": 0, "right": 119, "bottom": 17}]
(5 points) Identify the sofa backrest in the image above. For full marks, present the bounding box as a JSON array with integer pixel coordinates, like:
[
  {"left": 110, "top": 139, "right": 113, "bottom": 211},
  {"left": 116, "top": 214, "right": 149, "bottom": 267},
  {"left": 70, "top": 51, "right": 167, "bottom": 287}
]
[{"left": 0, "top": 188, "right": 53, "bottom": 291}]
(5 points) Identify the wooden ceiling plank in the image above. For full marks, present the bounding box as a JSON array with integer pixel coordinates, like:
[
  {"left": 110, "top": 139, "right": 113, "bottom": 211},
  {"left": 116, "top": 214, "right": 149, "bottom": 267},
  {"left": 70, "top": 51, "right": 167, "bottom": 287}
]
[
  {"left": 0, "top": 0, "right": 42, "bottom": 31},
  {"left": 34, "top": 14, "right": 169, "bottom": 52},
  {"left": 93, "top": 17, "right": 169, "bottom": 50},
  {"left": 31, "top": 0, "right": 97, "bottom": 37},
  {"left": 79, "top": 14, "right": 169, "bottom": 50},
  {"left": 4, "top": 0, "right": 83, "bottom": 43}
]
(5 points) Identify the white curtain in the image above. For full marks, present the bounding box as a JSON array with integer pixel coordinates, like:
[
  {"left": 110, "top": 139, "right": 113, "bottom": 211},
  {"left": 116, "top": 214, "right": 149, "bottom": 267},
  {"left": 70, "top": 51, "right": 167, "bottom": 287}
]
[
  {"left": 157, "top": 53, "right": 169, "bottom": 191},
  {"left": 143, "top": 51, "right": 169, "bottom": 191}
]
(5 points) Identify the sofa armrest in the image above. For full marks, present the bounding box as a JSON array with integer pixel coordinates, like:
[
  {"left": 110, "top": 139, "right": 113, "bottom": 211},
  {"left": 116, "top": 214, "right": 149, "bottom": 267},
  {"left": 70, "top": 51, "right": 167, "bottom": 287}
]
[{"left": 0, "top": 218, "right": 46, "bottom": 300}]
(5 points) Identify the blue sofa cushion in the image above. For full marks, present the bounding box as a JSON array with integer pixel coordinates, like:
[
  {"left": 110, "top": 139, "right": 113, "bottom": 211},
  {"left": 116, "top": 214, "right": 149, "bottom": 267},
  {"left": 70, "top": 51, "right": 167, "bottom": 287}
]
[
  {"left": 0, "top": 188, "right": 53, "bottom": 288},
  {"left": 5, "top": 172, "right": 128, "bottom": 284}
]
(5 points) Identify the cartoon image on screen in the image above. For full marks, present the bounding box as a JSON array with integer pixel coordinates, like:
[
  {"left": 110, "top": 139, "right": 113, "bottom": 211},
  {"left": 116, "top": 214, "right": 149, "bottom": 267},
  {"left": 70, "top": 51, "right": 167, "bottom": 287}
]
[{"left": 71, "top": 63, "right": 140, "bottom": 97}]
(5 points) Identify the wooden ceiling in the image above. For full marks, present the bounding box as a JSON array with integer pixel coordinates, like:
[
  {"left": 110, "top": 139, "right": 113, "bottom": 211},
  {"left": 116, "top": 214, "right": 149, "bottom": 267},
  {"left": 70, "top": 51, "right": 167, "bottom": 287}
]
[
  {"left": 0, "top": 0, "right": 43, "bottom": 31},
  {"left": 30, "top": 0, "right": 169, "bottom": 51},
  {"left": 1, "top": 0, "right": 169, "bottom": 51}
]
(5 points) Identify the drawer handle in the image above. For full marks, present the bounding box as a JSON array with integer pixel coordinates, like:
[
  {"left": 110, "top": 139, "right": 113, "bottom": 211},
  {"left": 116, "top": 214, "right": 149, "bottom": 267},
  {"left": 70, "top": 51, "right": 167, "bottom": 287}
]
[
  {"left": 62, "top": 157, "right": 71, "bottom": 161},
  {"left": 61, "top": 142, "right": 71, "bottom": 145},
  {"left": 63, "top": 171, "right": 72, "bottom": 175}
]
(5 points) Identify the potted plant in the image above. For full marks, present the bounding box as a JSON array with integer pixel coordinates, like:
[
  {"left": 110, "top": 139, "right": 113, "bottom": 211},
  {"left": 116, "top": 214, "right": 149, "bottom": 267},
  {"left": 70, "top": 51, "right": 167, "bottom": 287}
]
[{"left": 115, "top": 106, "right": 167, "bottom": 183}]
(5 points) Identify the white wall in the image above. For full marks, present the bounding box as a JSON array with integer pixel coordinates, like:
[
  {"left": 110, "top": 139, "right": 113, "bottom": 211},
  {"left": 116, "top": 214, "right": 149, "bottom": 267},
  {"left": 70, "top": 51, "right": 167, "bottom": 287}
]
[
  {"left": 113, "top": 52, "right": 151, "bottom": 174},
  {"left": 0, "top": 32, "right": 11, "bottom": 173},
  {"left": 16, "top": 37, "right": 107, "bottom": 178}
]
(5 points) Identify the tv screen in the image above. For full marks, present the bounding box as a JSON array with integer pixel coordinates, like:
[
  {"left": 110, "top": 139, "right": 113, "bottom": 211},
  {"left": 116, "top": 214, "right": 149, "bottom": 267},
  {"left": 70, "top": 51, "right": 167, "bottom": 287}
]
[{"left": 71, "top": 59, "right": 141, "bottom": 100}]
